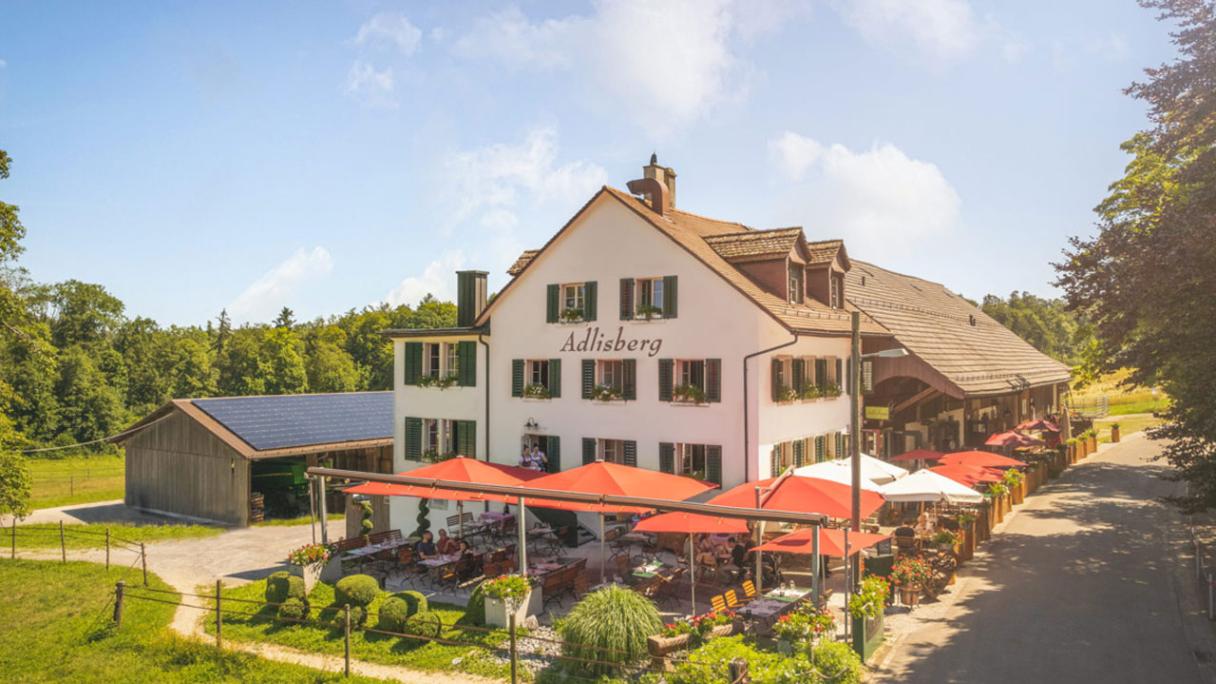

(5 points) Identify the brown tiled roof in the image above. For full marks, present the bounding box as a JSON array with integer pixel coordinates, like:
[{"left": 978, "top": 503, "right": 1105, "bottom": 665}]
[
  {"left": 806, "top": 239, "right": 845, "bottom": 266},
  {"left": 846, "top": 261, "right": 1071, "bottom": 395},
  {"left": 704, "top": 228, "right": 803, "bottom": 260},
  {"left": 507, "top": 249, "right": 539, "bottom": 276}
]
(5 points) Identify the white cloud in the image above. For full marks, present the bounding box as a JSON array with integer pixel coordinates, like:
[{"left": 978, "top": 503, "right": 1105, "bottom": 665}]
[
  {"left": 453, "top": 1, "right": 755, "bottom": 131},
  {"left": 836, "top": 0, "right": 1006, "bottom": 63},
  {"left": 229, "top": 247, "right": 334, "bottom": 323},
  {"left": 0, "top": 59, "right": 6, "bottom": 69},
  {"left": 385, "top": 251, "right": 464, "bottom": 307},
  {"left": 345, "top": 60, "right": 395, "bottom": 107},
  {"left": 1085, "top": 32, "right": 1129, "bottom": 61},
  {"left": 355, "top": 12, "right": 422, "bottom": 55},
  {"left": 770, "top": 132, "right": 961, "bottom": 258}
]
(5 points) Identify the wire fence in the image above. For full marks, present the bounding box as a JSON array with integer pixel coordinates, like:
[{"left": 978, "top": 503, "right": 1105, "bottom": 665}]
[
  {"left": 6, "top": 521, "right": 149, "bottom": 582},
  {"left": 28, "top": 467, "right": 125, "bottom": 500}
]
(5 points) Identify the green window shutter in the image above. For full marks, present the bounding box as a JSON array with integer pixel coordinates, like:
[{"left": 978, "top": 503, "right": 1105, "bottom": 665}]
[
  {"left": 458, "top": 341, "right": 476, "bottom": 387},
  {"left": 545, "top": 436, "right": 561, "bottom": 473},
  {"left": 845, "top": 355, "right": 852, "bottom": 396},
  {"left": 456, "top": 420, "right": 476, "bottom": 458},
  {"left": 792, "top": 358, "right": 804, "bottom": 395},
  {"left": 662, "top": 275, "right": 678, "bottom": 318},
  {"left": 548, "top": 358, "right": 561, "bottom": 398},
  {"left": 619, "top": 278, "right": 634, "bottom": 320},
  {"left": 706, "top": 359, "right": 721, "bottom": 403},
  {"left": 706, "top": 445, "right": 722, "bottom": 485},
  {"left": 511, "top": 359, "right": 524, "bottom": 397},
  {"left": 792, "top": 440, "right": 803, "bottom": 467},
  {"left": 584, "top": 281, "right": 597, "bottom": 321},
  {"left": 771, "top": 358, "right": 782, "bottom": 402},
  {"left": 546, "top": 284, "right": 559, "bottom": 323},
  {"left": 622, "top": 359, "right": 637, "bottom": 401},
  {"left": 815, "top": 436, "right": 826, "bottom": 462},
  {"left": 835, "top": 358, "right": 843, "bottom": 390},
  {"left": 659, "top": 442, "right": 674, "bottom": 474},
  {"left": 404, "top": 417, "right": 422, "bottom": 460},
  {"left": 815, "top": 358, "right": 829, "bottom": 389},
  {"left": 404, "top": 342, "right": 422, "bottom": 385},
  {"left": 771, "top": 447, "right": 781, "bottom": 478},
  {"left": 836, "top": 432, "right": 845, "bottom": 458},
  {"left": 582, "top": 438, "right": 597, "bottom": 465},
  {"left": 623, "top": 440, "right": 637, "bottom": 467},
  {"left": 658, "top": 359, "right": 673, "bottom": 401},
  {"left": 581, "top": 359, "right": 595, "bottom": 399}
]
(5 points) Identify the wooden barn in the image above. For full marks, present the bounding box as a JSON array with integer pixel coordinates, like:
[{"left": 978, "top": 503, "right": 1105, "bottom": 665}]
[{"left": 115, "top": 392, "right": 394, "bottom": 527}]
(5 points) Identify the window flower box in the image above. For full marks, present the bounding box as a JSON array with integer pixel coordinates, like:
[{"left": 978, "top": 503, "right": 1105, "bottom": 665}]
[
  {"left": 416, "top": 375, "right": 458, "bottom": 390},
  {"left": 672, "top": 384, "right": 707, "bottom": 405},
  {"left": 559, "top": 308, "right": 585, "bottom": 323},
  {"left": 523, "top": 384, "right": 552, "bottom": 400},
  {"left": 635, "top": 304, "right": 664, "bottom": 320}
]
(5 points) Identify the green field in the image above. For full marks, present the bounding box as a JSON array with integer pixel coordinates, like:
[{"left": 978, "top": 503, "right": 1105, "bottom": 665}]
[
  {"left": 26, "top": 454, "right": 126, "bottom": 509},
  {"left": 11, "top": 523, "right": 222, "bottom": 550},
  {"left": 1071, "top": 369, "right": 1170, "bottom": 417},
  {"left": 1095, "top": 413, "right": 1163, "bottom": 443},
  {"left": 0, "top": 559, "right": 383, "bottom": 682},
  {"left": 205, "top": 577, "right": 514, "bottom": 681}
]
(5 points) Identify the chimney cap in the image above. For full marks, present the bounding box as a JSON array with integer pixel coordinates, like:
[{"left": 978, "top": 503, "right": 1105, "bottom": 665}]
[
  {"left": 456, "top": 269, "right": 489, "bottom": 276},
  {"left": 649, "top": 152, "right": 658, "bottom": 165}
]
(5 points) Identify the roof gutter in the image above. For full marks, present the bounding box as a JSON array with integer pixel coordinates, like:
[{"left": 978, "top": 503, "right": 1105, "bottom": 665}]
[
  {"left": 743, "top": 333, "right": 800, "bottom": 482},
  {"left": 478, "top": 333, "right": 491, "bottom": 463}
]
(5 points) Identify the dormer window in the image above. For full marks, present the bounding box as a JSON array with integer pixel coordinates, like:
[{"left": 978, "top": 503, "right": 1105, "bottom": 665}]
[
  {"left": 830, "top": 273, "right": 845, "bottom": 309},
  {"left": 788, "top": 266, "right": 803, "bottom": 304}
]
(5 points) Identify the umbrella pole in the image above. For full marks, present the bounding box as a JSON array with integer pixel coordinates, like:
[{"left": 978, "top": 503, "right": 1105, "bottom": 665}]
[
  {"left": 459, "top": 501, "right": 465, "bottom": 540},
  {"left": 843, "top": 528, "right": 851, "bottom": 641},
  {"left": 754, "top": 487, "right": 764, "bottom": 594},
  {"left": 688, "top": 533, "right": 696, "bottom": 616},
  {"left": 600, "top": 513, "right": 606, "bottom": 583},
  {"left": 811, "top": 526, "right": 820, "bottom": 607},
  {"left": 517, "top": 496, "right": 527, "bottom": 577}
]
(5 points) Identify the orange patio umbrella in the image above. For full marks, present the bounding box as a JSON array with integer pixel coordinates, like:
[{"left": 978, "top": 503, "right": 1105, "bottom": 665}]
[
  {"left": 889, "top": 448, "right": 945, "bottom": 463},
  {"left": 708, "top": 475, "right": 885, "bottom": 520},
  {"left": 632, "top": 512, "right": 750, "bottom": 611},
  {"left": 938, "top": 450, "right": 1027, "bottom": 469},
  {"left": 985, "top": 430, "right": 1044, "bottom": 448},
  {"left": 753, "top": 527, "right": 890, "bottom": 558},
  {"left": 1017, "top": 418, "right": 1060, "bottom": 432},
  {"left": 526, "top": 461, "right": 719, "bottom": 580},
  {"left": 928, "top": 464, "right": 1004, "bottom": 488}
]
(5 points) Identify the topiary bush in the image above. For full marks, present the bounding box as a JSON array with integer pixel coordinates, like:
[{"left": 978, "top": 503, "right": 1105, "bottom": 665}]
[
  {"left": 377, "top": 596, "right": 410, "bottom": 632},
  {"left": 264, "top": 571, "right": 306, "bottom": 604},
  {"left": 558, "top": 584, "right": 663, "bottom": 677},
  {"left": 277, "top": 597, "right": 309, "bottom": 622},
  {"left": 404, "top": 610, "right": 443, "bottom": 639},
  {"left": 811, "top": 641, "right": 863, "bottom": 684},
  {"left": 335, "top": 574, "right": 381, "bottom": 608},
  {"left": 464, "top": 583, "right": 487, "bottom": 625},
  {"left": 396, "top": 590, "right": 428, "bottom": 617}
]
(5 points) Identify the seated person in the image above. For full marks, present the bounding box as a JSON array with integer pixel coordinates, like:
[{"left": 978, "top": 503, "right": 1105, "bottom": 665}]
[
  {"left": 731, "top": 538, "right": 754, "bottom": 570},
  {"left": 436, "top": 529, "right": 459, "bottom": 556},
  {"left": 414, "top": 531, "right": 438, "bottom": 560},
  {"left": 457, "top": 539, "right": 476, "bottom": 558},
  {"left": 696, "top": 535, "right": 719, "bottom": 569}
]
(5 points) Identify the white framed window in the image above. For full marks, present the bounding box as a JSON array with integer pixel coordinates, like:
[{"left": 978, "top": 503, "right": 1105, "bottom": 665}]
[
  {"left": 677, "top": 359, "right": 706, "bottom": 390},
  {"left": 788, "top": 267, "right": 803, "bottom": 304},
  {"left": 830, "top": 273, "right": 845, "bottom": 309},
  {"left": 528, "top": 360, "right": 551, "bottom": 390},
  {"left": 446, "top": 343, "right": 460, "bottom": 379},
  {"left": 675, "top": 443, "right": 708, "bottom": 481},
  {"left": 635, "top": 277, "right": 664, "bottom": 314},
  {"left": 599, "top": 438, "right": 624, "bottom": 463},
  {"left": 598, "top": 360, "right": 624, "bottom": 392},
  {"left": 422, "top": 418, "right": 454, "bottom": 458},
  {"left": 562, "top": 283, "right": 585, "bottom": 315},
  {"left": 423, "top": 343, "right": 442, "bottom": 379}
]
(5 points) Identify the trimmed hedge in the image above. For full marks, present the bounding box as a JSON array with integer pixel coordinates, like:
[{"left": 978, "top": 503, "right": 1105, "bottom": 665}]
[
  {"left": 465, "top": 583, "right": 487, "bottom": 625},
  {"left": 334, "top": 574, "right": 381, "bottom": 608},
  {"left": 397, "top": 590, "right": 428, "bottom": 617},
  {"left": 404, "top": 611, "right": 443, "bottom": 639},
  {"left": 265, "top": 571, "right": 306, "bottom": 604},
  {"left": 377, "top": 597, "right": 411, "bottom": 632},
  {"left": 277, "top": 597, "right": 309, "bottom": 622}
]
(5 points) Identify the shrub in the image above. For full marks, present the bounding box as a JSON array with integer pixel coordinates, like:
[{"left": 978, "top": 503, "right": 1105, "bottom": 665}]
[
  {"left": 559, "top": 584, "right": 663, "bottom": 677},
  {"left": 481, "top": 575, "right": 531, "bottom": 604},
  {"left": 264, "top": 571, "right": 306, "bottom": 604},
  {"left": 396, "top": 590, "right": 428, "bottom": 617},
  {"left": 811, "top": 641, "right": 863, "bottom": 684},
  {"left": 277, "top": 597, "right": 309, "bottom": 622},
  {"left": 848, "top": 576, "right": 888, "bottom": 620},
  {"left": 464, "top": 583, "right": 487, "bottom": 625},
  {"left": 334, "top": 574, "right": 381, "bottom": 608},
  {"left": 404, "top": 611, "right": 443, "bottom": 639},
  {"left": 651, "top": 636, "right": 782, "bottom": 684},
  {"left": 377, "top": 596, "right": 411, "bottom": 632}
]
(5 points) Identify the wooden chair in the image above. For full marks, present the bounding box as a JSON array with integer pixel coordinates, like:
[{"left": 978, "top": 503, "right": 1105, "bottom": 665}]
[
  {"left": 710, "top": 594, "right": 727, "bottom": 614},
  {"left": 541, "top": 569, "right": 569, "bottom": 609},
  {"left": 611, "top": 552, "right": 631, "bottom": 579},
  {"left": 724, "top": 589, "right": 741, "bottom": 609},
  {"left": 741, "top": 579, "right": 758, "bottom": 600}
]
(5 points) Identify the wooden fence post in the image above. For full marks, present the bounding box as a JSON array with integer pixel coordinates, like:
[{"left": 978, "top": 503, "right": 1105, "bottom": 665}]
[
  {"left": 10, "top": 520, "right": 14, "bottom": 559},
  {"left": 215, "top": 579, "right": 223, "bottom": 649},
  {"left": 113, "top": 581, "right": 125, "bottom": 626},
  {"left": 105, "top": 528, "right": 110, "bottom": 570},
  {"left": 343, "top": 604, "right": 352, "bottom": 677},
  {"left": 59, "top": 521, "right": 66, "bottom": 563},
  {"left": 140, "top": 543, "right": 148, "bottom": 586},
  {"left": 729, "top": 657, "right": 750, "bottom": 683},
  {"left": 509, "top": 612, "right": 518, "bottom": 684}
]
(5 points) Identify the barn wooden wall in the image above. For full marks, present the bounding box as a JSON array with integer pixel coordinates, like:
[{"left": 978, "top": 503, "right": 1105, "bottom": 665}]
[{"left": 124, "top": 411, "right": 250, "bottom": 526}]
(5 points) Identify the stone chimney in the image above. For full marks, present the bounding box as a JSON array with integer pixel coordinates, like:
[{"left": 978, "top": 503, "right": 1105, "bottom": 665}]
[
  {"left": 456, "top": 270, "right": 488, "bottom": 327},
  {"left": 643, "top": 153, "right": 676, "bottom": 207},
  {"left": 628, "top": 154, "right": 676, "bottom": 216}
]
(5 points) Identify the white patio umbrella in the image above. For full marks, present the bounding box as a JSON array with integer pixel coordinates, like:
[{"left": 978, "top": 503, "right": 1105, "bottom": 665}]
[
  {"left": 878, "top": 469, "right": 984, "bottom": 504},
  {"left": 794, "top": 454, "right": 908, "bottom": 486},
  {"left": 791, "top": 461, "right": 885, "bottom": 492}
]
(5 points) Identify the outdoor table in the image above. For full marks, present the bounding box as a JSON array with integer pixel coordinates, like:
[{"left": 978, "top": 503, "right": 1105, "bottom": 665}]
[
  {"left": 418, "top": 554, "right": 460, "bottom": 580},
  {"left": 530, "top": 561, "right": 564, "bottom": 573},
  {"left": 740, "top": 587, "right": 810, "bottom": 627},
  {"left": 631, "top": 559, "right": 667, "bottom": 579}
]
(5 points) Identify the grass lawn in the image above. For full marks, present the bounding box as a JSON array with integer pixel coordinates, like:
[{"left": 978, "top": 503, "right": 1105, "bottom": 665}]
[
  {"left": 1072, "top": 369, "right": 1170, "bottom": 417},
  {"left": 1095, "top": 413, "right": 1163, "bottom": 443},
  {"left": 0, "top": 559, "right": 384, "bottom": 682},
  {"left": 252, "top": 512, "right": 344, "bottom": 527},
  {"left": 12, "top": 522, "right": 222, "bottom": 550},
  {"left": 26, "top": 454, "right": 126, "bottom": 509},
  {"left": 204, "top": 577, "right": 515, "bottom": 681}
]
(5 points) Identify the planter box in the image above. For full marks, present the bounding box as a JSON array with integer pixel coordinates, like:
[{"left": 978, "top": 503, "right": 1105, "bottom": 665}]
[
  {"left": 318, "top": 557, "right": 342, "bottom": 584},
  {"left": 485, "top": 590, "right": 534, "bottom": 629},
  {"left": 1111, "top": 426, "right": 1121, "bottom": 443},
  {"left": 852, "top": 610, "right": 885, "bottom": 660},
  {"left": 291, "top": 562, "right": 325, "bottom": 594}
]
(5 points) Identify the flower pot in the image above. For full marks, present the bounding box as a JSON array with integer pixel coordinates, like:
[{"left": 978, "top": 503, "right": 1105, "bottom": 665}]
[
  {"left": 648, "top": 633, "right": 692, "bottom": 658},
  {"left": 291, "top": 562, "right": 323, "bottom": 594},
  {"left": 1111, "top": 426, "right": 1121, "bottom": 443},
  {"left": 319, "top": 556, "right": 343, "bottom": 584},
  {"left": 899, "top": 586, "right": 920, "bottom": 607},
  {"left": 485, "top": 589, "right": 533, "bottom": 629}
]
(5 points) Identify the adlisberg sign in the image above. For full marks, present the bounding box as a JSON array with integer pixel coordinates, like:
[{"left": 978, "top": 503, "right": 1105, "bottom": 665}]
[{"left": 559, "top": 326, "right": 663, "bottom": 358}]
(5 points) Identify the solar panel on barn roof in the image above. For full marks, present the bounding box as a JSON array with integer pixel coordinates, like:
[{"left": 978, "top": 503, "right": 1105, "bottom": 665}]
[{"left": 191, "top": 391, "right": 393, "bottom": 452}]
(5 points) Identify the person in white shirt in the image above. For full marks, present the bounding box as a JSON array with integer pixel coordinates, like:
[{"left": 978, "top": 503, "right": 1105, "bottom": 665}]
[{"left": 531, "top": 445, "right": 548, "bottom": 472}]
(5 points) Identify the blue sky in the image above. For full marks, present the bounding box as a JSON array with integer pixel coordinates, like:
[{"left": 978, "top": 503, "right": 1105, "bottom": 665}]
[{"left": 0, "top": 1, "right": 1174, "bottom": 325}]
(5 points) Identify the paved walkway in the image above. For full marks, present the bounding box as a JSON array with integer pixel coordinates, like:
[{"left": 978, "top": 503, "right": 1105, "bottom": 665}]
[{"left": 873, "top": 433, "right": 1216, "bottom": 684}]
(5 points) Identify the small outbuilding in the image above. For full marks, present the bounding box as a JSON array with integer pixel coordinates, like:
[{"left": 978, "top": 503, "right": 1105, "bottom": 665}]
[{"left": 115, "top": 392, "right": 393, "bottom": 526}]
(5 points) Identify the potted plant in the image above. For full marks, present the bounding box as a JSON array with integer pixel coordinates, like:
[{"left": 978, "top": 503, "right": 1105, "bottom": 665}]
[
  {"left": 287, "top": 543, "right": 334, "bottom": 592},
  {"left": 890, "top": 558, "right": 930, "bottom": 607},
  {"left": 523, "top": 383, "right": 551, "bottom": 399},
  {"left": 777, "top": 385, "right": 798, "bottom": 403},
  {"left": 560, "top": 308, "right": 584, "bottom": 323},
  {"left": 591, "top": 384, "right": 623, "bottom": 402},
  {"left": 416, "top": 375, "right": 457, "bottom": 389},
  {"left": 481, "top": 574, "right": 533, "bottom": 628},
  {"left": 798, "top": 385, "right": 823, "bottom": 400},
  {"left": 1111, "top": 423, "right": 1121, "bottom": 443},
  {"left": 1003, "top": 468, "right": 1025, "bottom": 504},
  {"left": 957, "top": 512, "right": 977, "bottom": 560},
  {"left": 636, "top": 304, "right": 664, "bottom": 320},
  {"left": 850, "top": 576, "right": 888, "bottom": 657},
  {"left": 932, "top": 529, "right": 959, "bottom": 552},
  {"left": 821, "top": 383, "right": 842, "bottom": 398},
  {"left": 672, "top": 384, "right": 706, "bottom": 404}
]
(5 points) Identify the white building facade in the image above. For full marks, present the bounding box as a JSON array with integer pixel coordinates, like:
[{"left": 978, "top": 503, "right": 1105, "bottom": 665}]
[{"left": 385, "top": 159, "right": 890, "bottom": 534}]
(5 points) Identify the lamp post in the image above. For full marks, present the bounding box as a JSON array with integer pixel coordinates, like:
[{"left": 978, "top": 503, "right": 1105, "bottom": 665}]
[{"left": 849, "top": 312, "right": 908, "bottom": 533}]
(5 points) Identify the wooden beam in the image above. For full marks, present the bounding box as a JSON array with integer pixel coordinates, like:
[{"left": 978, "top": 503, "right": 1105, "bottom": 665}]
[{"left": 894, "top": 386, "right": 940, "bottom": 416}]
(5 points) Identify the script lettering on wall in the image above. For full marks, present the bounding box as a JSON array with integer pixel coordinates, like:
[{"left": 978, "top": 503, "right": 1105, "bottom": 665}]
[{"left": 559, "top": 326, "right": 663, "bottom": 358}]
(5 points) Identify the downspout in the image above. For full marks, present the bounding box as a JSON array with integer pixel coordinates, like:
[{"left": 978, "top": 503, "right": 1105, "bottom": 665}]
[
  {"left": 742, "top": 333, "right": 800, "bottom": 482},
  {"left": 478, "top": 334, "right": 491, "bottom": 463}
]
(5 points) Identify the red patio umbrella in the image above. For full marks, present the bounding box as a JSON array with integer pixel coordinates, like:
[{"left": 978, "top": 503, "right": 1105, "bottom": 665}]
[
  {"left": 929, "top": 464, "right": 1004, "bottom": 488},
  {"left": 708, "top": 475, "right": 885, "bottom": 520},
  {"left": 985, "top": 431, "right": 1044, "bottom": 448},
  {"left": 889, "top": 448, "right": 945, "bottom": 463},
  {"left": 938, "top": 450, "right": 1027, "bottom": 469},
  {"left": 1017, "top": 418, "right": 1060, "bottom": 432},
  {"left": 632, "top": 512, "right": 749, "bottom": 611},
  {"left": 526, "top": 461, "right": 719, "bottom": 581},
  {"left": 752, "top": 527, "right": 890, "bottom": 558}
]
